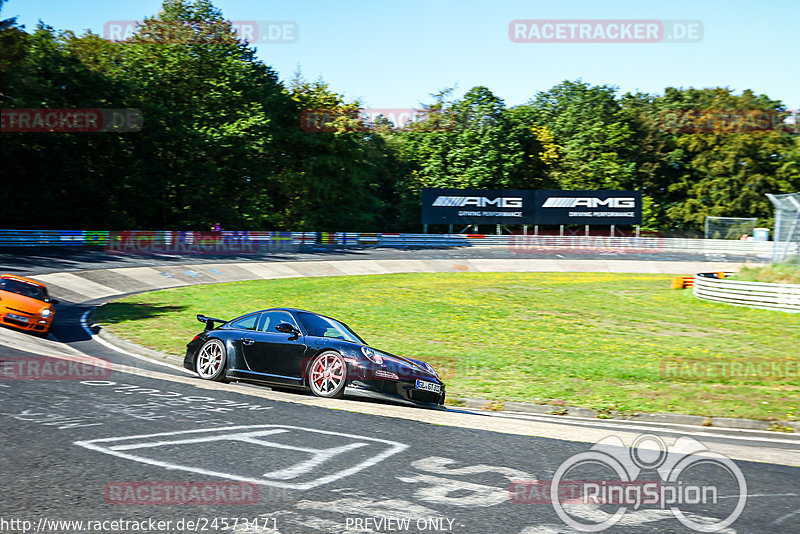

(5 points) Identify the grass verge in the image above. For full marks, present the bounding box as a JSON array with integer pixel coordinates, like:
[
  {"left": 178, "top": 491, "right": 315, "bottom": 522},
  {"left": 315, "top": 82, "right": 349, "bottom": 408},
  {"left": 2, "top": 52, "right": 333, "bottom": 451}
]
[
  {"left": 94, "top": 272, "right": 799, "bottom": 421},
  {"left": 737, "top": 263, "right": 800, "bottom": 284}
]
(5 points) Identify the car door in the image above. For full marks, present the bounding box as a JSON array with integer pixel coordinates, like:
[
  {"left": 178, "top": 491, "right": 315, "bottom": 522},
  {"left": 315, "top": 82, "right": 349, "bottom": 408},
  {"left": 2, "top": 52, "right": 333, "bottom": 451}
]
[
  {"left": 240, "top": 310, "right": 307, "bottom": 379},
  {"left": 225, "top": 312, "right": 261, "bottom": 371}
]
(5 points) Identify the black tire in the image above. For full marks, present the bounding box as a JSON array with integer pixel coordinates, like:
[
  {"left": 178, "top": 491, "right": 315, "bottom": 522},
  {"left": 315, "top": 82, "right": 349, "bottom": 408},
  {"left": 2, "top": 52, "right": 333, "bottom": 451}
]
[
  {"left": 195, "top": 339, "right": 227, "bottom": 382},
  {"left": 308, "top": 351, "right": 347, "bottom": 399}
]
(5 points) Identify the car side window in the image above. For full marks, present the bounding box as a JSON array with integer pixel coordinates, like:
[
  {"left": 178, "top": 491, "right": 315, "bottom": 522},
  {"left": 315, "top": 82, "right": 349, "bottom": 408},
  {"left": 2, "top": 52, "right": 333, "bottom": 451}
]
[
  {"left": 229, "top": 313, "right": 259, "bottom": 331},
  {"left": 260, "top": 310, "right": 298, "bottom": 333}
]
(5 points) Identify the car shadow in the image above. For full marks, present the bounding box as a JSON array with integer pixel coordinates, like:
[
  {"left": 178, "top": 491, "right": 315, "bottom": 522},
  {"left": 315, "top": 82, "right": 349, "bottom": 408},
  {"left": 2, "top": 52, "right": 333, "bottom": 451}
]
[{"left": 48, "top": 300, "right": 188, "bottom": 343}]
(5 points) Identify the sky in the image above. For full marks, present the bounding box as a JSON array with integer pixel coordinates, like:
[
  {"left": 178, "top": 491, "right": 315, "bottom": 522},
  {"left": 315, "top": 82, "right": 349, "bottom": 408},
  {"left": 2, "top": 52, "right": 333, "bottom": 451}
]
[{"left": 4, "top": 0, "right": 798, "bottom": 110}]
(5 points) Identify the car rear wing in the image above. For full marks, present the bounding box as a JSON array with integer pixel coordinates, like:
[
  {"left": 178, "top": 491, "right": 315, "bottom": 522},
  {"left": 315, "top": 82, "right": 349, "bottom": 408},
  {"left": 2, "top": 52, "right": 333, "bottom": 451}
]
[{"left": 196, "top": 314, "right": 227, "bottom": 330}]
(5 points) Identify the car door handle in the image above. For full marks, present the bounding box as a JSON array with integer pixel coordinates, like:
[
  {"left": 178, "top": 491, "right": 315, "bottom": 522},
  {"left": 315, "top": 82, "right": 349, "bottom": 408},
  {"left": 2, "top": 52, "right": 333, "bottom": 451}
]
[{"left": 242, "top": 338, "right": 255, "bottom": 345}]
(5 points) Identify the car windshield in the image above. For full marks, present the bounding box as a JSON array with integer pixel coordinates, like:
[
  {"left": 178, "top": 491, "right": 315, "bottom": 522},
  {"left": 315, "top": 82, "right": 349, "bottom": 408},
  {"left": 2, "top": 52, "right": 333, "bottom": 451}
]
[
  {"left": 296, "top": 312, "right": 364, "bottom": 344},
  {"left": 0, "top": 278, "right": 47, "bottom": 301}
]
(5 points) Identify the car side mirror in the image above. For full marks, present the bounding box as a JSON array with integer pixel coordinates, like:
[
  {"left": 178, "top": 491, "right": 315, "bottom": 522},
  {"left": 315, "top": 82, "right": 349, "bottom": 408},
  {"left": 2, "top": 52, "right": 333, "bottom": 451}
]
[
  {"left": 48, "top": 298, "right": 59, "bottom": 305},
  {"left": 276, "top": 323, "right": 299, "bottom": 335}
]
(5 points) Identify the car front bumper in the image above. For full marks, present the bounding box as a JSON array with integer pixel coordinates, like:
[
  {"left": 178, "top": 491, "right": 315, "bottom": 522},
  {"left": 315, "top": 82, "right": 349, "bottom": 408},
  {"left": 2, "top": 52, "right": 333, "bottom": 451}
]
[
  {"left": 345, "top": 378, "right": 446, "bottom": 408},
  {"left": 0, "top": 309, "right": 52, "bottom": 333}
]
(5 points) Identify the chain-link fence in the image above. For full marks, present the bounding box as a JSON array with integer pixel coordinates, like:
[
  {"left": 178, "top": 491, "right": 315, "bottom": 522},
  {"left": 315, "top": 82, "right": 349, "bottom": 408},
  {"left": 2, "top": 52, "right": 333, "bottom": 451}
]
[
  {"left": 704, "top": 217, "right": 757, "bottom": 240},
  {"left": 767, "top": 192, "right": 800, "bottom": 263}
]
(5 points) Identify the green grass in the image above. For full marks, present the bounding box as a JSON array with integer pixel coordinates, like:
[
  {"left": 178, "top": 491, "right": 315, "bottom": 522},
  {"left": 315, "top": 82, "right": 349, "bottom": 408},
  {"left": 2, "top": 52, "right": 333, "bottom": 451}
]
[
  {"left": 738, "top": 263, "right": 800, "bottom": 284},
  {"left": 94, "top": 272, "right": 800, "bottom": 421}
]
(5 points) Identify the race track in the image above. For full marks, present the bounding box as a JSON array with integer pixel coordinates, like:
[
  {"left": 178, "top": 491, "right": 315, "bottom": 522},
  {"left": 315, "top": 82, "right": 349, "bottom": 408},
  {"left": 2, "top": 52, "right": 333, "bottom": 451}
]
[{"left": 1, "top": 249, "right": 798, "bottom": 533}]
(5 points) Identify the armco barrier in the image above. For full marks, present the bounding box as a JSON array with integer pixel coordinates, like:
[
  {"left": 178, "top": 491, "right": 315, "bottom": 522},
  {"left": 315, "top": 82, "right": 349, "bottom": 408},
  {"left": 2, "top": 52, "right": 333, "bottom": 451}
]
[
  {"left": 693, "top": 273, "right": 800, "bottom": 313},
  {"left": 0, "top": 229, "right": 109, "bottom": 247},
  {"left": 0, "top": 229, "right": 783, "bottom": 258}
]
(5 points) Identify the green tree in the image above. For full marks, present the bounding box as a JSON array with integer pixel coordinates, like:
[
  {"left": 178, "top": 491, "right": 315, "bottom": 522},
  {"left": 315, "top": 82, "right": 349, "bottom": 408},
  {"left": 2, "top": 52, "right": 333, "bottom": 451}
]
[
  {"left": 656, "top": 88, "right": 800, "bottom": 230},
  {"left": 111, "top": 0, "right": 294, "bottom": 229},
  {"left": 0, "top": 23, "right": 135, "bottom": 228},
  {"left": 280, "top": 74, "right": 388, "bottom": 230},
  {"left": 515, "top": 80, "right": 638, "bottom": 191},
  {"left": 390, "top": 86, "right": 552, "bottom": 228},
  {"left": 0, "top": 0, "right": 29, "bottom": 74}
]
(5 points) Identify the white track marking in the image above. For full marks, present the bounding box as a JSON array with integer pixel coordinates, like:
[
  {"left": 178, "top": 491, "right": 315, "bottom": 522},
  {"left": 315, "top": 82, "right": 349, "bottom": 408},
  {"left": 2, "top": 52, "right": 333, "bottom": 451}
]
[
  {"left": 411, "top": 456, "right": 533, "bottom": 480},
  {"left": 80, "top": 309, "right": 193, "bottom": 375},
  {"left": 75, "top": 425, "right": 408, "bottom": 490},
  {"left": 401, "top": 473, "right": 508, "bottom": 507},
  {"left": 772, "top": 507, "right": 800, "bottom": 525}
]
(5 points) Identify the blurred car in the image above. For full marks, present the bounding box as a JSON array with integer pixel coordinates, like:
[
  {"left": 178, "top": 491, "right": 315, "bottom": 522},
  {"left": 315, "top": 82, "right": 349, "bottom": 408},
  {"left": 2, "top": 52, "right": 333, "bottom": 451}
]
[
  {"left": 0, "top": 274, "right": 58, "bottom": 334},
  {"left": 184, "top": 308, "right": 445, "bottom": 407}
]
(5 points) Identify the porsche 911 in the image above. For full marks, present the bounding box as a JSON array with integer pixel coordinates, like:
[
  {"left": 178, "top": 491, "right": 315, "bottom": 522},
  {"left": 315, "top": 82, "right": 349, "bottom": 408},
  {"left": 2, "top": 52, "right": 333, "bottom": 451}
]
[{"left": 183, "top": 308, "right": 445, "bottom": 407}]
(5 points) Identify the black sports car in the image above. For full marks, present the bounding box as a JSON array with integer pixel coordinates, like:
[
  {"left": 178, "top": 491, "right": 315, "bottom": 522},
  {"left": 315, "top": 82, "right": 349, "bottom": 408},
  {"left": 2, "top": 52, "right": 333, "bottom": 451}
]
[{"left": 183, "top": 308, "right": 445, "bottom": 407}]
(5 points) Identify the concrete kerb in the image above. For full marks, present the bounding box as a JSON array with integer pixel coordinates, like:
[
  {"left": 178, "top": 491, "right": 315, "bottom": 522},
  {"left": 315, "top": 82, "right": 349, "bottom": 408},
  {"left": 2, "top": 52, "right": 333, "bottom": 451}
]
[
  {"left": 95, "top": 326, "right": 185, "bottom": 368},
  {"left": 46, "top": 257, "right": 796, "bottom": 434},
  {"left": 451, "top": 397, "right": 796, "bottom": 431}
]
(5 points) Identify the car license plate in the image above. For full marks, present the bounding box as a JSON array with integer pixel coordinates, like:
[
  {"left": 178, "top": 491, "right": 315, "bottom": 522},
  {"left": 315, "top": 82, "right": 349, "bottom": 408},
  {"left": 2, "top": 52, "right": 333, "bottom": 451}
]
[
  {"left": 415, "top": 379, "right": 441, "bottom": 394},
  {"left": 7, "top": 314, "right": 29, "bottom": 323}
]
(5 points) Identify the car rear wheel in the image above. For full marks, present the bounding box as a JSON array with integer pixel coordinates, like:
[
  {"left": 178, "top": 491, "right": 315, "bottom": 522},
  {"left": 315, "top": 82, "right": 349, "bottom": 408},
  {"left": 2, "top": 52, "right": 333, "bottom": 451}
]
[
  {"left": 196, "top": 339, "right": 227, "bottom": 381},
  {"left": 308, "top": 351, "right": 347, "bottom": 398}
]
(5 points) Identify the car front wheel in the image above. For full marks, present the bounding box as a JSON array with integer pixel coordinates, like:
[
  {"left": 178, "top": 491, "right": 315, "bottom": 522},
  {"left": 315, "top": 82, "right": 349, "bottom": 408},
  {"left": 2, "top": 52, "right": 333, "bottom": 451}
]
[
  {"left": 308, "top": 351, "right": 347, "bottom": 398},
  {"left": 196, "top": 339, "right": 227, "bottom": 381}
]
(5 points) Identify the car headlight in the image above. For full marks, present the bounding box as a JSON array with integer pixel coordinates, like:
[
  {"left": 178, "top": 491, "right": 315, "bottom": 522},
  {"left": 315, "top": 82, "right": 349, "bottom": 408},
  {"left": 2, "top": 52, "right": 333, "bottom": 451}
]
[
  {"left": 40, "top": 307, "right": 52, "bottom": 318},
  {"left": 423, "top": 362, "right": 440, "bottom": 378},
  {"left": 361, "top": 346, "right": 383, "bottom": 364}
]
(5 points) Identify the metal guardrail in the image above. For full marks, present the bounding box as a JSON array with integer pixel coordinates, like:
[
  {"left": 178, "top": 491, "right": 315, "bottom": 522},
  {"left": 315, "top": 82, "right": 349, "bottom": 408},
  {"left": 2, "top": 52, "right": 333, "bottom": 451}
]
[
  {"left": 0, "top": 229, "right": 108, "bottom": 247},
  {"left": 0, "top": 229, "right": 784, "bottom": 257},
  {"left": 693, "top": 273, "right": 800, "bottom": 313}
]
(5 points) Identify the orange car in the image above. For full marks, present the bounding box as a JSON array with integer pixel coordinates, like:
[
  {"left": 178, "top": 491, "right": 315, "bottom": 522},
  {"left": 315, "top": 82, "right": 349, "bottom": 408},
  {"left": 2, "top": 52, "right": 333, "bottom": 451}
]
[{"left": 0, "top": 274, "right": 58, "bottom": 334}]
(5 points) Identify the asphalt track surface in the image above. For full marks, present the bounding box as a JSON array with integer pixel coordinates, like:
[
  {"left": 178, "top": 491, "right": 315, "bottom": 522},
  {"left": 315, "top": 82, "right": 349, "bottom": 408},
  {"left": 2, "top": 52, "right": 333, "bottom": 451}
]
[
  {"left": 0, "top": 245, "right": 765, "bottom": 276},
  {"left": 1, "top": 248, "right": 798, "bottom": 533}
]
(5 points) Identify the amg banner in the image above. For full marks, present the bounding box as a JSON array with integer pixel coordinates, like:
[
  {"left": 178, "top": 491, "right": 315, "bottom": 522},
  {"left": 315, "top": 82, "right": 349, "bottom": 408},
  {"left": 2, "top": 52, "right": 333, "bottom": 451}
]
[
  {"left": 534, "top": 190, "right": 642, "bottom": 225},
  {"left": 421, "top": 188, "right": 536, "bottom": 224}
]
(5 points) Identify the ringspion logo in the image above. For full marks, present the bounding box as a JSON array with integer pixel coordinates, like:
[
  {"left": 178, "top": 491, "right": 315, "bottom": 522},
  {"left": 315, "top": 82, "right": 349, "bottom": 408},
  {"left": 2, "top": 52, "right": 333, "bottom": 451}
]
[{"left": 511, "top": 434, "right": 747, "bottom": 532}]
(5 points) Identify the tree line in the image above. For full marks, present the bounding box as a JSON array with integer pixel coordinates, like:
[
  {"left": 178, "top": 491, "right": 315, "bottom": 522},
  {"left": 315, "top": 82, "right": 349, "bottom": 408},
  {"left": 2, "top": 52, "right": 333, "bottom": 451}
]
[{"left": 1, "top": 0, "right": 798, "bottom": 234}]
